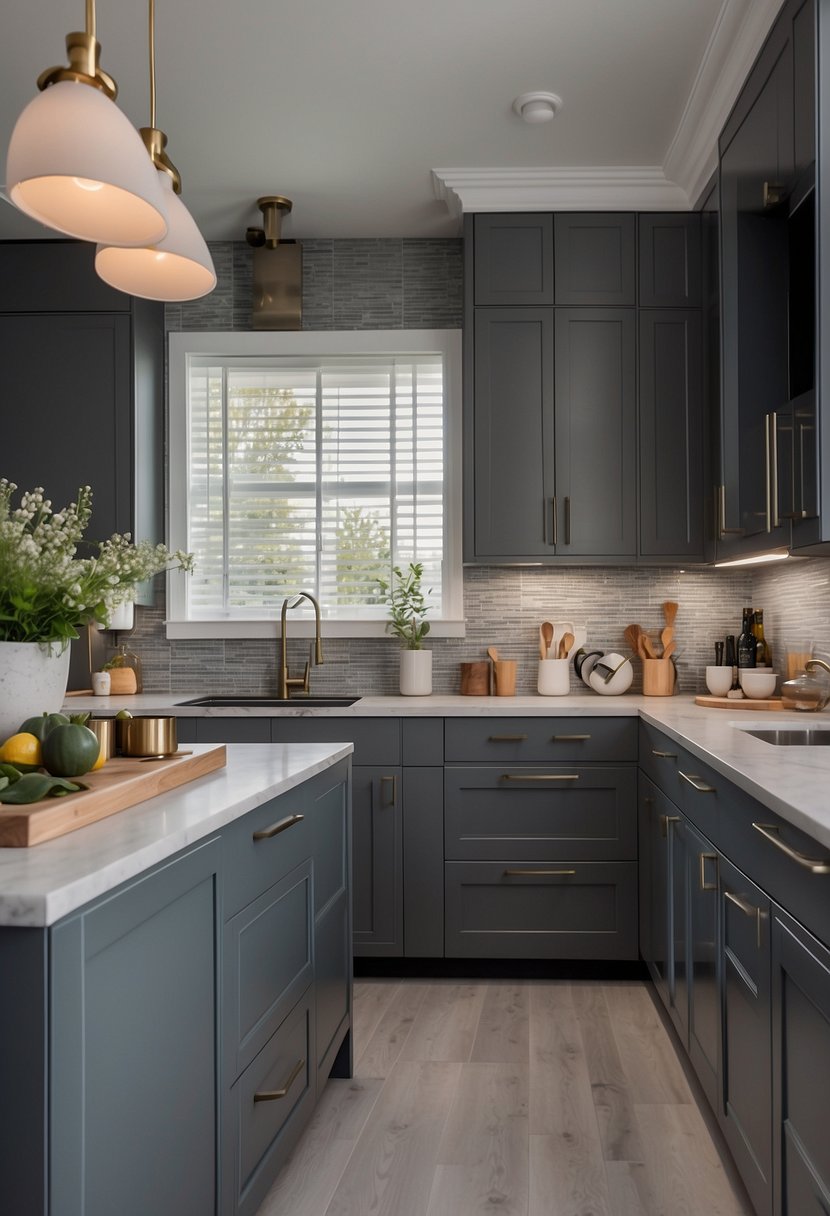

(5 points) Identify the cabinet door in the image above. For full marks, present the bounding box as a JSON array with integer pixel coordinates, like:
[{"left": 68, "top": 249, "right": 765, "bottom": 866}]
[
  {"left": 718, "top": 854, "right": 773, "bottom": 1216},
  {"left": 638, "top": 775, "right": 673, "bottom": 1011},
  {"left": 719, "top": 19, "right": 794, "bottom": 545},
  {"left": 352, "top": 765, "right": 403, "bottom": 956},
  {"left": 639, "top": 310, "right": 704, "bottom": 559},
  {"left": 685, "top": 822, "right": 720, "bottom": 1111},
  {"left": 50, "top": 838, "right": 221, "bottom": 1216},
  {"left": 470, "top": 308, "right": 555, "bottom": 558},
  {"left": 554, "top": 308, "right": 636, "bottom": 556},
  {"left": 639, "top": 214, "right": 702, "bottom": 308},
  {"left": 772, "top": 909, "right": 830, "bottom": 1216},
  {"left": 310, "top": 767, "right": 352, "bottom": 1085},
  {"left": 0, "top": 314, "right": 133, "bottom": 541},
  {"left": 554, "top": 214, "right": 636, "bottom": 305},
  {"left": 473, "top": 214, "right": 554, "bottom": 306}
]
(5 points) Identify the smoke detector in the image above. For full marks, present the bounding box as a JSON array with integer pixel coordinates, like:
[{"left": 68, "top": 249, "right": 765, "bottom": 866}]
[{"left": 512, "top": 92, "right": 563, "bottom": 124}]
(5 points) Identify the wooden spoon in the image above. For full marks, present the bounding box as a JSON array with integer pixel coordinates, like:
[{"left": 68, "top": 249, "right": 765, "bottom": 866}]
[
  {"left": 660, "top": 625, "right": 674, "bottom": 654},
  {"left": 541, "top": 621, "right": 554, "bottom": 660},
  {"left": 559, "top": 631, "right": 575, "bottom": 659},
  {"left": 487, "top": 646, "right": 499, "bottom": 665},
  {"left": 538, "top": 626, "right": 548, "bottom": 660},
  {"left": 642, "top": 633, "right": 659, "bottom": 659},
  {"left": 662, "top": 639, "right": 676, "bottom": 661},
  {"left": 624, "top": 623, "right": 642, "bottom": 656}
]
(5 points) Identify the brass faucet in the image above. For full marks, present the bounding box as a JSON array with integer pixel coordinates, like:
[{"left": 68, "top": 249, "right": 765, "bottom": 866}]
[
  {"left": 279, "top": 592, "right": 323, "bottom": 699},
  {"left": 806, "top": 659, "right": 830, "bottom": 677}
]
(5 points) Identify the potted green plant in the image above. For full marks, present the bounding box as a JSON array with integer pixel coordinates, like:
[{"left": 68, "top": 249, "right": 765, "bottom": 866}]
[
  {"left": 0, "top": 480, "right": 193, "bottom": 737},
  {"left": 378, "top": 562, "right": 433, "bottom": 695}
]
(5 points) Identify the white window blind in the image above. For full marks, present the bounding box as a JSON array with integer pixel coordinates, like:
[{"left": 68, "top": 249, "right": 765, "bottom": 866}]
[{"left": 183, "top": 348, "right": 449, "bottom": 622}]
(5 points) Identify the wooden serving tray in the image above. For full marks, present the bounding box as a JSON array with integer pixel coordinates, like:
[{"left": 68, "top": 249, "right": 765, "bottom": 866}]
[
  {"left": 694, "top": 695, "right": 787, "bottom": 712},
  {"left": 0, "top": 745, "right": 227, "bottom": 847}
]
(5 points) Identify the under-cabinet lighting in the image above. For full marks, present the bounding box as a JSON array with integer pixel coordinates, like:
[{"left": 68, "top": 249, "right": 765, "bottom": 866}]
[{"left": 714, "top": 548, "right": 791, "bottom": 568}]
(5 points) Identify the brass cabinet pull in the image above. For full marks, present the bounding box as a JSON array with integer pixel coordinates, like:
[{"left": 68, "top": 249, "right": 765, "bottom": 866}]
[
  {"left": 552, "top": 734, "right": 591, "bottom": 742},
  {"left": 501, "top": 773, "right": 579, "bottom": 782},
  {"left": 503, "top": 868, "right": 577, "bottom": 877},
  {"left": 254, "top": 1058, "right": 305, "bottom": 1102},
  {"left": 699, "top": 852, "right": 718, "bottom": 891},
  {"left": 765, "top": 412, "right": 773, "bottom": 533},
  {"left": 543, "top": 497, "right": 549, "bottom": 545},
  {"left": 724, "top": 890, "right": 764, "bottom": 950},
  {"left": 552, "top": 496, "right": 558, "bottom": 546},
  {"left": 763, "top": 180, "right": 784, "bottom": 209},
  {"left": 660, "top": 813, "right": 680, "bottom": 838},
  {"left": 770, "top": 410, "right": 780, "bottom": 528},
  {"left": 564, "top": 495, "right": 571, "bottom": 546},
  {"left": 717, "top": 483, "right": 745, "bottom": 537},
  {"left": 252, "top": 813, "right": 304, "bottom": 841},
  {"left": 679, "top": 771, "right": 717, "bottom": 794},
  {"left": 380, "top": 775, "right": 397, "bottom": 807},
  {"left": 489, "top": 734, "right": 528, "bottom": 742},
  {"left": 652, "top": 749, "right": 677, "bottom": 759},
  {"left": 752, "top": 822, "right": 830, "bottom": 874}
]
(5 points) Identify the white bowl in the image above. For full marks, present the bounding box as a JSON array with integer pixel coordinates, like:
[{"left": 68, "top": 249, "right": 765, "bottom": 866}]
[
  {"left": 739, "top": 669, "right": 777, "bottom": 699},
  {"left": 705, "top": 665, "right": 734, "bottom": 697}
]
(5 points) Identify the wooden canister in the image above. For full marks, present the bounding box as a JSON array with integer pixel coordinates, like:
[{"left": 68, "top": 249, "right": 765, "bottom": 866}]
[
  {"left": 460, "top": 661, "right": 490, "bottom": 695},
  {"left": 493, "top": 660, "right": 517, "bottom": 696},
  {"left": 642, "top": 658, "right": 676, "bottom": 696}
]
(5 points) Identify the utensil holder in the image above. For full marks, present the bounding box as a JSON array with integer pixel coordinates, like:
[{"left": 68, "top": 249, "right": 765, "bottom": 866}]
[
  {"left": 460, "top": 661, "right": 489, "bottom": 695},
  {"left": 86, "top": 717, "right": 116, "bottom": 759},
  {"left": 119, "top": 716, "right": 178, "bottom": 757},
  {"left": 537, "top": 658, "right": 570, "bottom": 696},
  {"left": 493, "top": 659, "right": 517, "bottom": 696},
  {"left": 642, "top": 658, "right": 676, "bottom": 696}
]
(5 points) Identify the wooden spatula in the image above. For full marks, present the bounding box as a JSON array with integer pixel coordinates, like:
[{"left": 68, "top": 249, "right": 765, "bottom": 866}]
[{"left": 624, "top": 624, "right": 642, "bottom": 656}]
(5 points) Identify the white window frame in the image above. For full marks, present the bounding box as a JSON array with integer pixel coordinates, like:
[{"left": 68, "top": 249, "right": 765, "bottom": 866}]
[{"left": 166, "top": 329, "right": 464, "bottom": 640}]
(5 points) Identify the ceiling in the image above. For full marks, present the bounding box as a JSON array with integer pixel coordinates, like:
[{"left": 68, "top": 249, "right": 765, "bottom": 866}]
[{"left": 1, "top": 0, "right": 776, "bottom": 243}]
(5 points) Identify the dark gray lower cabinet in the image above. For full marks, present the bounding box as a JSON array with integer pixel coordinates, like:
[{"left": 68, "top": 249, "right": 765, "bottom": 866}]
[
  {"left": 772, "top": 911, "right": 830, "bottom": 1216},
  {"left": 638, "top": 775, "right": 675, "bottom": 1019},
  {"left": 50, "top": 838, "right": 222, "bottom": 1216},
  {"left": 351, "top": 765, "right": 403, "bottom": 956},
  {"left": 685, "top": 820, "right": 720, "bottom": 1112}
]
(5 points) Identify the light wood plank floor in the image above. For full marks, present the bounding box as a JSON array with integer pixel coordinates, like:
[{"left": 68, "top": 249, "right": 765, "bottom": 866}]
[{"left": 256, "top": 979, "right": 753, "bottom": 1216}]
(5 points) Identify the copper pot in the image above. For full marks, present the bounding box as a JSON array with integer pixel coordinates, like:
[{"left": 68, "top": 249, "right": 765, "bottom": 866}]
[{"left": 119, "top": 716, "right": 178, "bottom": 757}]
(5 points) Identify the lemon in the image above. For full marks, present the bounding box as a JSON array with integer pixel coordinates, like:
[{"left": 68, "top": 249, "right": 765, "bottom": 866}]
[
  {"left": 0, "top": 732, "right": 43, "bottom": 768},
  {"left": 91, "top": 742, "right": 106, "bottom": 771}
]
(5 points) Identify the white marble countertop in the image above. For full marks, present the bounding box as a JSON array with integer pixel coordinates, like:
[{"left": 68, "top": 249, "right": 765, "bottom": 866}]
[
  {"left": 0, "top": 741, "right": 351, "bottom": 929},
  {"left": 62, "top": 690, "right": 830, "bottom": 850}
]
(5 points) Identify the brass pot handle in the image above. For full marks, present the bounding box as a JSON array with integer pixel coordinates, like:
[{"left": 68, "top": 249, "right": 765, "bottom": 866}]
[
  {"left": 252, "top": 813, "right": 304, "bottom": 841},
  {"left": 254, "top": 1058, "right": 305, "bottom": 1102},
  {"left": 752, "top": 822, "right": 830, "bottom": 874}
]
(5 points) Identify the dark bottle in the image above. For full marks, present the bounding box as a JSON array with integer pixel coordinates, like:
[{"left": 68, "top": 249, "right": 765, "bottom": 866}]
[
  {"left": 737, "top": 607, "right": 757, "bottom": 669},
  {"left": 725, "top": 635, "right": 737, "bottom": 688},
  {"left": 752, "top": 610, "right": 771, "bottom": 667}
]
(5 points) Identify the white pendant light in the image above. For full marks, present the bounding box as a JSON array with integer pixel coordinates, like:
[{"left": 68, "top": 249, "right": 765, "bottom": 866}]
[
  {"left": 94, "top": 0, "right": 216, "bottom": 302},
  {"left": 5, "top": 7, "right": 168, "bottom": 246}
]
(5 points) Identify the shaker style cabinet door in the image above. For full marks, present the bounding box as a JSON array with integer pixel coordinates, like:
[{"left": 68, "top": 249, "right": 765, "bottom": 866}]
[
  {"left": 470, "top": 308, "right": 555, "bottom": 559},
  {"left": 638, "top": 213, "right": 702, "bottom": 308},
  {"left": 554, "top": 214, "right": 636, "bottom": 306},
  {"left": 473, "top": 214, "right": 554, "bottom": 306},
  {"left": 352, "top": 766, "right": 404, "bottom": 956}
]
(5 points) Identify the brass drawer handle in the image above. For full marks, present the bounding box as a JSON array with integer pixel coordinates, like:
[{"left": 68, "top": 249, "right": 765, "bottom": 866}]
[
  {"left": 552, "top": 734, "right": 591, "bottom": 741},
  {"left": 501, "top": 773, "right": 579, "bottom": 782},
  {"left": 252, "top": 813, "right": 304, "bottom": 841},
  {"left": 503, "top": 869, "right": 577, "bottom": 877},
  {"left": 254, "top": 1058, "right": 305, "bottom": 1102},
  {"left": 752, "top": 822, "right": 830, "bottom": 875},
  {"left": 380, "top": 774, "right": 398, "bottom": 807},
  {"left": 652, "top": 749, "right": 677, "bottom": 759},
  {"left": 660, "top": 814, "right": 680, "bottom": 839},
  {"left": 699, "top": 852, "right": 718, "bottom": 891},
  {"left": 724, "top": 889, "right": 764, "bottom": 950},
  {"left": 679, "top": 771, "right": 717, "bottom": 793},
  {"left": 488, "top": 735, "right": 529, "bottom": 742}
]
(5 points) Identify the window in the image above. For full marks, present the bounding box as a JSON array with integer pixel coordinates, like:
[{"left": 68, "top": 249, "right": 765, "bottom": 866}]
[{"left": 167, "top": 330, "right": 463, "bottom": 638}]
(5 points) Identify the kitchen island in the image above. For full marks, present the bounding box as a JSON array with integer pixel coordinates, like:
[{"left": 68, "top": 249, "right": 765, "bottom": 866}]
[{"left": 0, "top": 741, "right": 353, "bottom": 1216}]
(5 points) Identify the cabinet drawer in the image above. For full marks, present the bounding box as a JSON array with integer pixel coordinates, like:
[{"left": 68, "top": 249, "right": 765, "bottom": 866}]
[
  {"left": 224, "top": 861, "right": 313, "bottom": 1080},
  {"left": 223, "top": 789, "right": 311, "bottom": 918},
  {"left": 444, "top": 766, "right": 636, "bottom": 860},
  {"left": 638, "top": 720, "right": 692, "bottom": 801},
  {"left": 225, "top": 992, "right": 314, "bottom": 1216},
  {"left": 444, "top": 861, "right": 638, "bottom": 959},
  {"left": 270, "top": 717, "right": 400, "bottom": 766},
  {"left": 444, "top": 717, "right": 637, "bottom": 763}
]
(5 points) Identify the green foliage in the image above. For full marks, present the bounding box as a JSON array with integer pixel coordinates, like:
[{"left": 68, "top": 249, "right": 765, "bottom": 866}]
[
  {"left": 335, "top": 509, "right": 391, "bottom": 606},
  {"left": 378, "top": 562, "right": 431, "bottom": 650}
]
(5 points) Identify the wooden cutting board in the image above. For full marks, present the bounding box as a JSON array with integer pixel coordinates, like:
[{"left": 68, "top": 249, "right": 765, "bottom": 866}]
[
  {"left": 0, "top": 745, "right": 227, "bottom": 847},
  {"left": 694, "top": 695, "right": 788, "bottom": 711}
]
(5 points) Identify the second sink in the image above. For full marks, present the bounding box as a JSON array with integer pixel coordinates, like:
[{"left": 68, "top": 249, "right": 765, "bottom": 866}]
[
  {"left": 176, "top": 695, "right": 361, "bottom": 708},
  {"left": 743, "top": 728, "right": 830, "bottom": 746}
]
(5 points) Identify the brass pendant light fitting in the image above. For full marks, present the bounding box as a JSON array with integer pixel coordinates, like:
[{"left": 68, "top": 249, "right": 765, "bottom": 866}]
[
  {"left": 139, "top": 0, "right": 182, "bottom": 193},
  {"left": 247, "top": 197, "right": 294, "bottom": 248},
  {"left": 35, "top": 0, "right": 118, "bottom": 98}
]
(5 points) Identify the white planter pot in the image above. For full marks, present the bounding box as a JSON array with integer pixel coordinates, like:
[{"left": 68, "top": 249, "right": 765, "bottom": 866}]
[
  {"left": 400, "top": 649, "right": 433, "bottom": 696},
  {"left": 0, "top": 641, "right": 71, "bottom": 739}
]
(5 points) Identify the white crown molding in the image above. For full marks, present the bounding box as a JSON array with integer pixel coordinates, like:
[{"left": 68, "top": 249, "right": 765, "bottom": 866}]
[
  {"left": 664, "top": 0, "right": 783, "bottom": 205},
  {"left": 431, "top": 167, "right": 691, "bottom": 217}
]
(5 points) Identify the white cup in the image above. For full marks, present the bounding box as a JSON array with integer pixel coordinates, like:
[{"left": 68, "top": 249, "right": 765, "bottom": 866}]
[
  {"left": 739, "top": 669, "right": 777, "bottom": 699},
  {"left": 537, "top": 658, "right": 570, "bottom": 696},
  {"left": 705, "top": 665, "right": 733, "bottom": 697},
  {"left": 92, "top": 670, "right": 111, "bottom": 697}
]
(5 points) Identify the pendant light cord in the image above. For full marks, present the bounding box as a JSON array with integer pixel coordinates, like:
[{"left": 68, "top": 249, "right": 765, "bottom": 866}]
[
  {"left": 86, "top": 0, "right": 96, "bottom": 41},
  {"left": 148, "top": 0, "right": 156, "bottom": 129}
]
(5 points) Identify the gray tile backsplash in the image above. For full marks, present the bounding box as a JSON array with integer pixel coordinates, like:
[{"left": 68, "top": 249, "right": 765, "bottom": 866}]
[{"left": 139, "top": 237, "right": 830, "bottom": 699}]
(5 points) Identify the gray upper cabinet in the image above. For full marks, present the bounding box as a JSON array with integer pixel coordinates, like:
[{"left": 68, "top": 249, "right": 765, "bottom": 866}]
[
  {"left": 472, "top": 214, "right": 554, "bottom": 305},
  {"left": 638, "top": 214, "right": 702, "bottom": 308},
  {"left": 554, "top": 308, "right": 637, "bottom": 556},
  {"left": 554, "top": 214, "right": 636, "bottom": 306},
  {"left": 639, "top": 309, "right": 705, "bottom": 560},
  {"left": 470, "top": 307, "right": 554, "bottom": 559}
]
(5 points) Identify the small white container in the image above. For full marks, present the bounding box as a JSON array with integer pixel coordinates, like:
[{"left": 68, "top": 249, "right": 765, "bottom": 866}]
[
  {"left": 705, "top": 665, "right": 734, "bottom": 697},
  {"left": 537, "top": 658, "right": 570, "bottom": 696},
  {"left": 739, "top": 669, "right": 777, "bottom": 699},
  {"left": 92, "top": 670, "right": 111, "bottom": 696},
  {"left": 400, "top": 649, "right": 432, "bottom": 696}
]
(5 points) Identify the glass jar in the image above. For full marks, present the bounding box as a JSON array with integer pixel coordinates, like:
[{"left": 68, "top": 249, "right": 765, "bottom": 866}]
[
  {"left": 780, "top": 673, "right": 829, "bottom": 712},
  {"left": 104, "top": 643, "right": 143, "bottom": 695}
]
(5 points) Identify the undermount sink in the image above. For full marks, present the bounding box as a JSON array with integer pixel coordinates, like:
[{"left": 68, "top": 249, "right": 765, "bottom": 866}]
[
  {"left": 176, "top": 695, "right": 362, "bottom": 708},
  {"left": 742, "top": 728, "right": 830, "bottom": 746}
]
